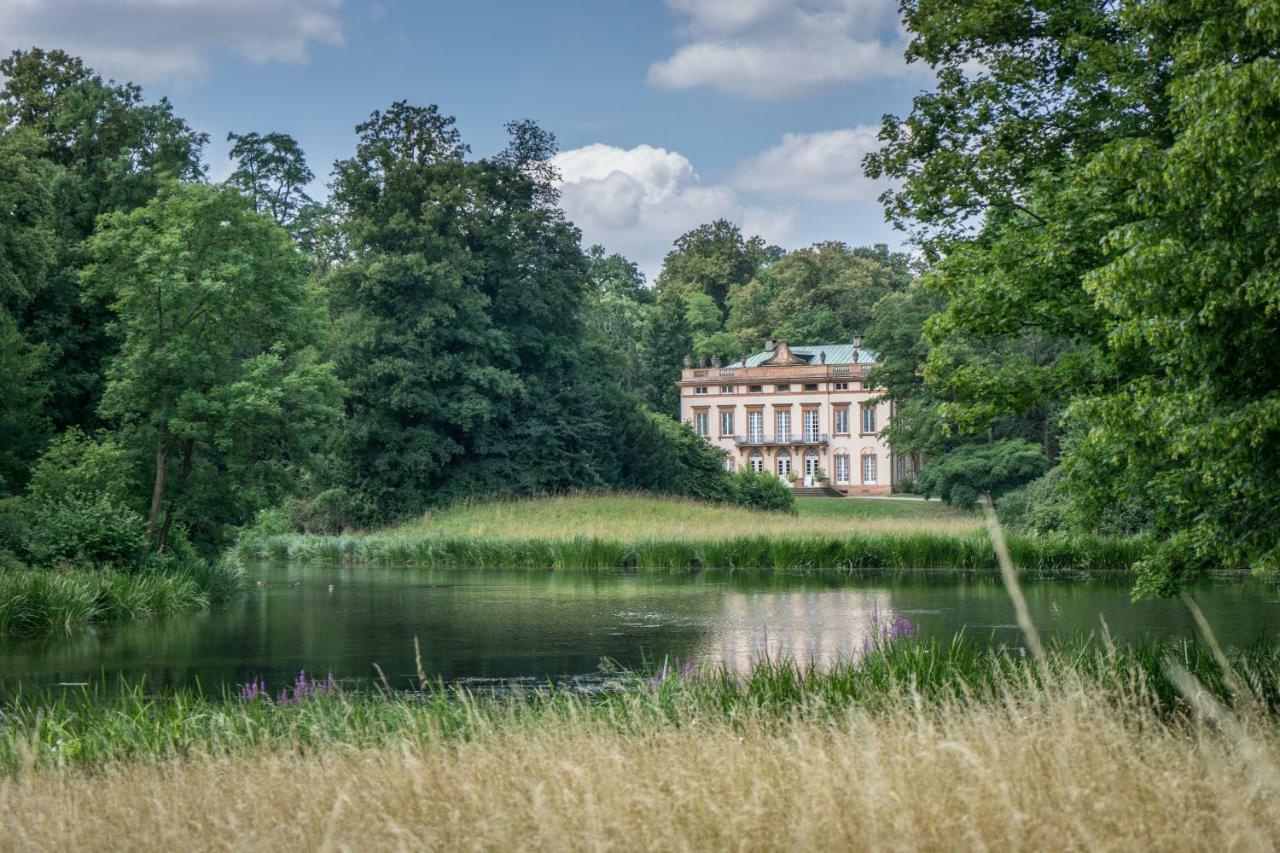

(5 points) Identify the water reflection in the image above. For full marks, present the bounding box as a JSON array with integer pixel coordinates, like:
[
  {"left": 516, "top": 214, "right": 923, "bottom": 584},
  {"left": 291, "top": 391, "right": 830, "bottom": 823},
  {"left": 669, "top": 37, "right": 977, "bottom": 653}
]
[{"left": 0, "top": 565, "right": 1276, "bottom": 697}]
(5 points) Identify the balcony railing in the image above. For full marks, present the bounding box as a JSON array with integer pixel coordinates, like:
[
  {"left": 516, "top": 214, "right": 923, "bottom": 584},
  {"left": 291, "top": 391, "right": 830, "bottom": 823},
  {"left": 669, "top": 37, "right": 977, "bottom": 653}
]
[{"left": 733, "top": 433, "right": 829, "bottom": 446}]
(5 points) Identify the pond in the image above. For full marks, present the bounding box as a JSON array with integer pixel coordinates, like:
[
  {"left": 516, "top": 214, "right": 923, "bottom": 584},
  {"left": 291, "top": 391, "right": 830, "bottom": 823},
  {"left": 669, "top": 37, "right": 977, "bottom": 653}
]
[{"left": 2, "top": 564, "right": 1278, "bottom": 697}]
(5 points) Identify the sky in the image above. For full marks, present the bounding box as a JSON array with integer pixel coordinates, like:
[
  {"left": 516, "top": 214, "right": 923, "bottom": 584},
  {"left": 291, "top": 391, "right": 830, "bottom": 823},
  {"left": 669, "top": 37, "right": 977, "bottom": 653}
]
[{"left": 0, "top": 0, "right": 930, "bottom": 279}]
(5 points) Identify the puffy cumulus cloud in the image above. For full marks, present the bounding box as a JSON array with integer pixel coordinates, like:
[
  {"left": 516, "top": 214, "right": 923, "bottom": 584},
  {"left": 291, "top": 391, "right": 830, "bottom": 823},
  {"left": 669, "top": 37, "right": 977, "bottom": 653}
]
[
  {"left": 733, "top": 126, "right": 888, "bottom": 201},
  {"left": 0, "top": 0, "right": 344, "bottom": 83},
  {"left": 648, "top": 0, "right": 920, "bottom": 97},
  {"left": 552, "top": 143, "right": 794, "bottom": 280}
]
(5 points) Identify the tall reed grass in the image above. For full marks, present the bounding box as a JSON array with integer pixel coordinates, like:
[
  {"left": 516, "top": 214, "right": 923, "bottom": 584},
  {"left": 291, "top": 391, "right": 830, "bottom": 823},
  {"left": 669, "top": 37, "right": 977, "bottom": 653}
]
[
  {"left": 237, "top": 529, "right": 1146, "bottom": 574},
  {"left": 0, "top": 558, "right": 244, "bottom": 637}
]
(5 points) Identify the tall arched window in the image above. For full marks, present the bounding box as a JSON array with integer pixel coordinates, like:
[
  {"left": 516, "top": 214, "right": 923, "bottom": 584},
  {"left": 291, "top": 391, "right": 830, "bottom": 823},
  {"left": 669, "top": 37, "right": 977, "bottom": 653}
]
[
  {"left": 749, "top": 451, "right": 764, "bottom": 473},
  {"left": 776, "top": 450, "right": 792, "bottom": 477}
]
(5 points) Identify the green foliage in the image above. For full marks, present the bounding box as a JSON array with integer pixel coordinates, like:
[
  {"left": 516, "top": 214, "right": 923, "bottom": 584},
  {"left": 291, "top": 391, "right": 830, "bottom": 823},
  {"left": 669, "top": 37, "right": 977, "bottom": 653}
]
[
  {"left": 998, "top": 467, "right": 1151, "bottom": 539},
  {"left": 25, "top": 428, "right": 137, "bottom": 507},
  {"left": 25, "top": 495, "right": 146, "bottom": 569},
  {"left": 727, "top": 242, "right": 909, "bottom": 352},
  {"left": 225, "top": 131, "right": 314, "bottom": 229},
  {"left": 727, "top": 468, "right": 795, "bottom": 513},
  {"left": 621, "top": 412, "right": 733, "bottom": 504},
  {"left": 919, "top": 439, "right": 1048, "bottom": 509},
  {"left": 0, "top": 310, "right": 50, "bottom": 492},
  {"left": 82, "top": 182, "right": 341, "bottom": 549},
  {"left": 1, "top": 48, "right": 207, "bottom": 430},
  {"left": 329, "top": 106, "right": 637, "bottom": 519},
  {"left": 655, "top": 219, "right": 779, "bottom": 310}
]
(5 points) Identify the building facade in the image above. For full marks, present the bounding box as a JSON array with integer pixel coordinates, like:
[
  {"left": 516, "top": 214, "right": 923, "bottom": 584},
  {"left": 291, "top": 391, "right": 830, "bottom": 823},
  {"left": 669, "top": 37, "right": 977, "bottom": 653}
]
[{"left": 678, "top": 340, "right": 894, "bottom": 495}]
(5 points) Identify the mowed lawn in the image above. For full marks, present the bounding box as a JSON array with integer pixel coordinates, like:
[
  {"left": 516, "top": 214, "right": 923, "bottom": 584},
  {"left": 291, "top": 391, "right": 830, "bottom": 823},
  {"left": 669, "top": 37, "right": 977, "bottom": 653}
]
[{"left": 401, "top": 493, "right": 980, "bottom": 541}]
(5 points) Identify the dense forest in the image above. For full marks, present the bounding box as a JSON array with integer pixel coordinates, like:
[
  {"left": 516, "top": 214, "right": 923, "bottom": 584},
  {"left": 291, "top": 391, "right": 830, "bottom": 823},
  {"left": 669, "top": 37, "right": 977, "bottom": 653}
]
[{"left": 2, "top": 0, "right": 1279, "bottom": 598}]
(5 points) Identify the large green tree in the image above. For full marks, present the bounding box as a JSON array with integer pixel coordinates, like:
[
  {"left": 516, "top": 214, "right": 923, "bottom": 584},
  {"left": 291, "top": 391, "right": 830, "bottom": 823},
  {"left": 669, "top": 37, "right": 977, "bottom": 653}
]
[
  {"left": 328, "top": 105, "right": 605, "bottom": 518},
  {"left": 1069, "top": 0, "right": 1280, "bottom": 593},
  {"left": 867, "top": 0, "right": 1280, "bottom": 591},
  {"left": 82, "top": 183, "right": 341, "bottom": 550}
]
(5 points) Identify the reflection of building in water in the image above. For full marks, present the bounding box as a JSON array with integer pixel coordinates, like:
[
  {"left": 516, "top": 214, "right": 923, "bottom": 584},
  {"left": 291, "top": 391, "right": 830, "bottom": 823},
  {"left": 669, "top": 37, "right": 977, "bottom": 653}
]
[{"left": 696, "top": 588, "right": 895, "bottom": 672}]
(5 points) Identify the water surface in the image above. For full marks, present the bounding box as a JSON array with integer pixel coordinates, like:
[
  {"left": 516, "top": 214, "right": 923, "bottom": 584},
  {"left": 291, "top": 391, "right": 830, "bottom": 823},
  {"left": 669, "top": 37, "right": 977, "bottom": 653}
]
[{"left": 1, "top": 564, "right": 1276, "bottom": 696}]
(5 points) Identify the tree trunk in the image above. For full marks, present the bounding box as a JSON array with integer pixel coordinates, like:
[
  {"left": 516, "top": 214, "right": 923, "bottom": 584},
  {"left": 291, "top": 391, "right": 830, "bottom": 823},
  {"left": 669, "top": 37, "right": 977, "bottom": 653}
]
[
  {"left": 144, "top": 430, "right": 170, "bottom": 555},
  {"left": 156, "top": 438, "right": 195, "bottom": 553}
]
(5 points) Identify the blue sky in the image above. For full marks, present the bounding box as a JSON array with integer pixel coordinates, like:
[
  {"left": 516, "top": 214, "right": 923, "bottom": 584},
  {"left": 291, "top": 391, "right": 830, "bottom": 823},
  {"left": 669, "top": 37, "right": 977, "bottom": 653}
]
[{"left": 0, "top": 0, "right": 928, "bottom": 277}]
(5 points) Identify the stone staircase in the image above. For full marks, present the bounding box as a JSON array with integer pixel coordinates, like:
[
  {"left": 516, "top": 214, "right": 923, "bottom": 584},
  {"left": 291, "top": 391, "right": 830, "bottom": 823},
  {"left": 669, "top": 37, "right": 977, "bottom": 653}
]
[{"left": 790, "top": 485, "right": 845, "bottom": 498}]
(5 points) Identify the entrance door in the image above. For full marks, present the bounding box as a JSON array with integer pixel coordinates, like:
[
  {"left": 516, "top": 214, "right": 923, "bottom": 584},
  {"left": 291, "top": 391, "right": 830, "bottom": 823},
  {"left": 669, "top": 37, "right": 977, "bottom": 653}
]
[
  {"left": 749, "top": 451, "right": 764, "bottom": 472},
  {"left": 804, "top": 450, "right": 820, "bottom": 481},
  {"left": 776, "top": 450, "right": 792, "bottom": 478}
]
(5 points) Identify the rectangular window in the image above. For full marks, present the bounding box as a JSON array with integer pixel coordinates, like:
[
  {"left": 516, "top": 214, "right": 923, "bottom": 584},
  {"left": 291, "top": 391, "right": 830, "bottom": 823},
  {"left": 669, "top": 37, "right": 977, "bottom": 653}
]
[
  {"left": 836, "top": 455, "right": 850, "bottom": 484},
  {"left": 861, "top": 405, "right": 877, "bottom": 433},
  {"left": 862, "top": 454, "right": 878, "bottom": 485},
  {"left": 833, "top": 382, "right": 849, "bottom": 391},
  {"left": 834, "top": 408, "right": 849, "bottom": 435},
  {"left": 775, "top": 384, "right": 790, "bottom": 392},
  {"left": 775, "top": 409, "right": 791, "bottom": 442},
  {"left": 694, "top": 386, "right": 708, "bottom": 395},
  {"left": 720, "top": 385, "right": 734, "bottom": 393},
  {"left": 803, "top": 410, "right": 819, "bottom": 442},
  {"left": 720, "top": 410, "right": 734, "bottom": 436},
  {"left": 694, "top": 412, "right": 709, "bottom": 437},
  {"left": 747, "top": 411, "right": 764, "bottom": 441},
  {"left": 748, "top": 385, "right": 763, "bottom": 393},
  {"left": 723, "top": 457, "right": 735, "bottom": 472},
  {"left": 803, "top": 383, "right": 819, "bottom": 391}
]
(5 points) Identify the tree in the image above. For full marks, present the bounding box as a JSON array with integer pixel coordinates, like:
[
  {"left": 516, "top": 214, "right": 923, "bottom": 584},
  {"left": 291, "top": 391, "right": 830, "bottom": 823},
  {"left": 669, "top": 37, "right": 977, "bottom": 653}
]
[
  {"left": 656, "top": 219, "right": 779, "bottom": 310},
  {"left": 82, "top": 183, "right": 341, "bottom": 551},
  {"left": 865, "top": 0, "right": 1280, "bottom": 592},
  {"left": 0, "top": 49, "right": 207, "bottom": 430},
  {"left": 919, "top": 439, "right": 1048, "bottom": 509},
  {"left": 727, "top": 241, "right": 909, "bottom": 352},
  {"left": 1067, "top": 0, "right": 1280, "bottom": 594},
  {"left": 329, "top": 104, "right": 604, "bottom": 518},
  {"left": 225, "top": 131, "right": 314, "bottom": 229},
  {"left": 582, "top": 246, "right": 652, "bottom": 388}
]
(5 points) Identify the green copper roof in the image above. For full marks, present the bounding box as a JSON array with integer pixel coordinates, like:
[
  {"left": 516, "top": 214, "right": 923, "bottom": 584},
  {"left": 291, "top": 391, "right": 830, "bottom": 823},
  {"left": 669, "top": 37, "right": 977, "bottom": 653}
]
[{"left": 725, "top": 344, "right": 877, "bottom": 369}]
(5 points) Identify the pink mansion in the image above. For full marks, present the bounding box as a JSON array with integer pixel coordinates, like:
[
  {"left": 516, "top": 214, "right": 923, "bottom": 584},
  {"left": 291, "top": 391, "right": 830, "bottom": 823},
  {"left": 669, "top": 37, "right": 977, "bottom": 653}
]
[{"left": 678, "top": 339, "right": 896, "bottom": 495}]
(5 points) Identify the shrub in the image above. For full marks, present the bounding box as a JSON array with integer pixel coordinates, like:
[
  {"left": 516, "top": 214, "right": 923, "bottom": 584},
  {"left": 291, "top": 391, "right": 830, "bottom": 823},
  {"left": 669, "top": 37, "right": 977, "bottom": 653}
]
[
  {"left": 623, "top": 412, "right": 734, "bottom": 504},
  {"left": 999, "top": 467, "right": 1151, "bottom": 537},
  {"left": 729, "top": 468, "right": 796, "bottom": 513},
  {"left": 27, "top": 495, "right": 146, "bottom": 569},
  {"left": 920, "top": 439, "right": 1048, "bottom": 509}
]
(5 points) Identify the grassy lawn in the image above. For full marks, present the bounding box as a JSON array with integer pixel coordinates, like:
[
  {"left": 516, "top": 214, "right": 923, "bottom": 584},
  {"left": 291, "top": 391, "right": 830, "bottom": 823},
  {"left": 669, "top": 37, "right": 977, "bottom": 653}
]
[{"left": 405, "top": 493, "right": 981, "bottom": 541}]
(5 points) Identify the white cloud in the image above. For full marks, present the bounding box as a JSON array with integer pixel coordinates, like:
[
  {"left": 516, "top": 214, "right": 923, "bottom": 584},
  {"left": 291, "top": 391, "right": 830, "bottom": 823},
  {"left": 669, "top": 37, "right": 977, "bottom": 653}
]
[
  {"left": 0, "top": 0, "right": 344, "bottom": 83},
  {"left": 552, "top": 143, "right": 794, "bottom": 280},
  {"left": 648, "top": 0, "right": 920, "bottom": 98},
  {"left": 733, "top": 126, "right": 887, "bottom": 201}
]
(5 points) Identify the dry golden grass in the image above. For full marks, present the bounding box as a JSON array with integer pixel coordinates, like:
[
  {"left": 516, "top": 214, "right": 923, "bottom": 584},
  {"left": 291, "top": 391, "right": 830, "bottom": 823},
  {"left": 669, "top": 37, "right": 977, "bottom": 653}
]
[
  {"left": 405, "top": 493, "right": 981, "bottom": 541},
  {"left": 5, "top": 691, "right": 1277, "bottom": 852}
]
